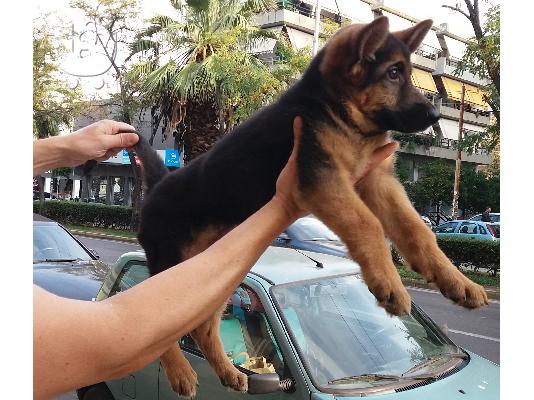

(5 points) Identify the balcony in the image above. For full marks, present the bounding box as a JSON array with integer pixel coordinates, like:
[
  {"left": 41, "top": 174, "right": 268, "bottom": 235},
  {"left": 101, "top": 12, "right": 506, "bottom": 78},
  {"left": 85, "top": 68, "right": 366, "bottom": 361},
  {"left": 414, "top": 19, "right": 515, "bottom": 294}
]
[
  {"left": 256, "top": 7, "right": 316, "bottom": 33},
  {"left": 256, "top": 1, "right": 348, "bottom": 34},
  {"left": 435, "top": 99, "right": 491, "bottom": 126},
  {"left": 411, "top": 43, "right": 439, "bottom": 71},
  {"left": 434, "top": 56, "right": 489, "bottom": 87},
  {"left": 394, "top": 132, "right": 493, "bottom": 165}
]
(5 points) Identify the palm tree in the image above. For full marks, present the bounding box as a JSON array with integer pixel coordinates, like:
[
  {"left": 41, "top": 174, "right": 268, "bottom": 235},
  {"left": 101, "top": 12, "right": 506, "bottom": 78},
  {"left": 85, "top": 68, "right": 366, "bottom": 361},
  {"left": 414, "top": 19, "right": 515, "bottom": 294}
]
[{"left": 130, "top": 0, "right": 280, "bottom": 161}]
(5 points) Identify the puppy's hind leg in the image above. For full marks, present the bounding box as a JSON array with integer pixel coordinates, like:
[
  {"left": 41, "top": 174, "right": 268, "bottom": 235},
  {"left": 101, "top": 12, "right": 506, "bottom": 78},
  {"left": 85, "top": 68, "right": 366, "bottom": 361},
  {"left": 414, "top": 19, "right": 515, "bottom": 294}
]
[{"left": 191, "top": 306, "right": 248, "bottom": 392}]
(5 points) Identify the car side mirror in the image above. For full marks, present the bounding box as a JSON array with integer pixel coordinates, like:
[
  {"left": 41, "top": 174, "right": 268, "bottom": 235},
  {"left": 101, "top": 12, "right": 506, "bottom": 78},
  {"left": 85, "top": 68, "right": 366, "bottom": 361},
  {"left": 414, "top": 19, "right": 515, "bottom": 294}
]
[
  {"left": 275, "top": 232, "right": 291, "bottom": 244},
  {"left": 247, "top": 373, "right": 281, "bottom": 394}
]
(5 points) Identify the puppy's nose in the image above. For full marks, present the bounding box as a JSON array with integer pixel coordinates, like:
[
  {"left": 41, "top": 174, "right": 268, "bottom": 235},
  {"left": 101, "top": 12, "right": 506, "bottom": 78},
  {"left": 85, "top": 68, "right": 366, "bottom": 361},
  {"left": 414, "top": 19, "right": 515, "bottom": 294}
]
[{"left": 426, "top": 106, "right": 440, "bottom": 123}]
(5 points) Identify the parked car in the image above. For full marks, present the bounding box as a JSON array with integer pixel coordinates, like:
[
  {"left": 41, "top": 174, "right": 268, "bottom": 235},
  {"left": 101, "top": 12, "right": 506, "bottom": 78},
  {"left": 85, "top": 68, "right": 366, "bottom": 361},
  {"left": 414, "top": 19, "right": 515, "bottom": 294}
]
[
  {"left": 33, "top": 213, "right": 108, "bottom": 300},
  {"left": 273, "top": 216, "right": 347, "bottom": 257},
  {"left": 433, "top": 220, "right": 500, "bottom": 241},
  {"left": 468, "top": 213, "right": 500, "bottom": 223},
  {"left": 79, "top": 247, "right": 498, "bottom": 400}
]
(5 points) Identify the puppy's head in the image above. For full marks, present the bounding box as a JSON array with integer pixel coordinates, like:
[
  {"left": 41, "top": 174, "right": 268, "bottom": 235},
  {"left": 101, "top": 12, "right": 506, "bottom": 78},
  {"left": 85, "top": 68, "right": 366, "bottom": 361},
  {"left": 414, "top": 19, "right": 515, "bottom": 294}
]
[{"left": 319, "top": 17, "right": 439, "bottom": 134}]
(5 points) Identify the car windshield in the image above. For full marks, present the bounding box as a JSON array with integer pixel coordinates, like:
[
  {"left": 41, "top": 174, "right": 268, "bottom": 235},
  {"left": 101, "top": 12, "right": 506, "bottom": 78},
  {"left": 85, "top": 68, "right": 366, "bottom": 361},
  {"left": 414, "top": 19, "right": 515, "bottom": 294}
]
[
  {"left": 271, "top": 275, "right": 462, "bottom": 390},
  {"left": 291, "top": 217, "right": 340, "bottom": 241},
  {"left": 33, "top": 224, "right": 93, "bottom": 262}
]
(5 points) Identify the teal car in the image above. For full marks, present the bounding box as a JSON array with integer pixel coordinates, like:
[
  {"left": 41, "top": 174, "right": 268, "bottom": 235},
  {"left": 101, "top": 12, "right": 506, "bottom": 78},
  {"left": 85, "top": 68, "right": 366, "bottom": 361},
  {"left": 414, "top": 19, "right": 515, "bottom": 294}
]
[
  {"left": 80, "top": 247, "right": 499, "bottom": 400},
  {"left": 433, "top": 220, "right": 500, "bottom": 241}
]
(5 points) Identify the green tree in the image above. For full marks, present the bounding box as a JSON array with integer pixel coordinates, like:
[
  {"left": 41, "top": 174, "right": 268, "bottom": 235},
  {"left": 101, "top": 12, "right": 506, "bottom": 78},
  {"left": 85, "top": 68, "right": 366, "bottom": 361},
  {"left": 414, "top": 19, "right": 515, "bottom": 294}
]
[
  {"left": 71, "top": 0, "right": 145, "bottom": 230},
  {"left": 443, "top": 1, "right": 500, "bottom": 151},
  {"left": 403, "top": 159, "right": 499, "bottom": 217},
  {"left": 130, "top": 0, "right": 288, "bottom": 161},
  {"left": 33, "top": 20, "right": 86, "bottom": 139},
  {"left": 33, "top": 17, "right": 86, "bottom": 212},
  {"left": 405, "top": 160, "right": 455, "bottom": 213}
]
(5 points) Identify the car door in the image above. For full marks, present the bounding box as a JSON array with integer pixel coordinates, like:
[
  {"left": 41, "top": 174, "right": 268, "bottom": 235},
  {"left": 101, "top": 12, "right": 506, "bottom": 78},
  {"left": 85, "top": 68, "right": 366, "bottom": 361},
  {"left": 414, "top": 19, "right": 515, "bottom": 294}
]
[
  {"left": 158, "top": 284, "right": 295, "bottom": 400},
  {"left": 104, "top": 261, "right": 160, "bottom": 400},
  {"left": 433, "top": 222, "right": 459, "bottom": 237}
]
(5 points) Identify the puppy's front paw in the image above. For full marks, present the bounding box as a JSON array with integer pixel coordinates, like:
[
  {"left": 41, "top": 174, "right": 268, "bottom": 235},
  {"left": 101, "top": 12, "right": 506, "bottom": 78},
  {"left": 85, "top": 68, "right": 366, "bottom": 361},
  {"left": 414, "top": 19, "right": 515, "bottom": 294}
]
[
  {"left": 165, "top": 363, "right": 198, "bottom": 398},
  {"left": 220, "top": 368, "right": 248, "bottom": 392},
  {"left": 367, "top": 274, "right": 411, "bottom": 316},
  {"left": 435, "top": 270, "right": 488, "bottom": 309}
]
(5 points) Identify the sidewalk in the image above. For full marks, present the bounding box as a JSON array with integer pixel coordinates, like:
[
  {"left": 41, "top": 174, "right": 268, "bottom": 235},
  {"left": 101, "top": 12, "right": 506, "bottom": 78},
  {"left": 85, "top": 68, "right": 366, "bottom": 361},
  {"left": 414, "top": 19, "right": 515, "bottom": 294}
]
[{"left": 72, "top": 229, "right": 500, "bottom": 301}]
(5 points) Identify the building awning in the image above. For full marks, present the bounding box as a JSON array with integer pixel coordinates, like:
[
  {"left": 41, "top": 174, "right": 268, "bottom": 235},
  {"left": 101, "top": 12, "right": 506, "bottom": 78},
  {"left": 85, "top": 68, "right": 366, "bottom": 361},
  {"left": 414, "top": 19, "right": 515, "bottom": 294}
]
[
  {"left": 285, "top": 26, "right": 315, "bottom": 49},
  {"left": 249, "top": 26, "right": 282, "bottom": 54},
  {"left": 411, "top": 68, "right": 438, "bottom": 94},
  {"left": 440, "top": 77, "right": 488, "bottom": 109}
]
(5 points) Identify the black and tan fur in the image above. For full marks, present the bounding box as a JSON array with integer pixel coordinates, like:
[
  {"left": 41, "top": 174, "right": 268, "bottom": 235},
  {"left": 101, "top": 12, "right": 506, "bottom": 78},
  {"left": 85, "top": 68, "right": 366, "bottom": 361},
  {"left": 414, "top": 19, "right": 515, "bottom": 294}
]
[{"left": 132, "top": 17, "right": 488, "bottom": 397}]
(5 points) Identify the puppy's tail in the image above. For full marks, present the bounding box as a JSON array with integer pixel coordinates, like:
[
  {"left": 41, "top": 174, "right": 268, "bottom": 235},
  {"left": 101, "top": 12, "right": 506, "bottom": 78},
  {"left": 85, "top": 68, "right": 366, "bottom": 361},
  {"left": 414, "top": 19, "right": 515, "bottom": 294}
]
[{"left": 133, "top": 133, "right": 169, "bottom": 194}]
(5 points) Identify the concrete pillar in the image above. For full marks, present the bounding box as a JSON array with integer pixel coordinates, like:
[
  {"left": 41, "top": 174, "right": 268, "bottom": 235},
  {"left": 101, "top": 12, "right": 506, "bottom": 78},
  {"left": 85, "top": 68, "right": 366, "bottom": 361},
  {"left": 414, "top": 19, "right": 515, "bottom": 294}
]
[
  {"left": 73, "top": 179, "right": 81, "bottom": 199},
  {"left": 123, "top": 177, "right": 132, "bottom": 206},
  {"left": 44, "top": 177, "right": 51, "bottom": 193},
  {"left": 81, "top": 175, "right": 93, "bottom": 200},
  {"left": 106, "top": 176, "right": 113, "bottom": 205}
]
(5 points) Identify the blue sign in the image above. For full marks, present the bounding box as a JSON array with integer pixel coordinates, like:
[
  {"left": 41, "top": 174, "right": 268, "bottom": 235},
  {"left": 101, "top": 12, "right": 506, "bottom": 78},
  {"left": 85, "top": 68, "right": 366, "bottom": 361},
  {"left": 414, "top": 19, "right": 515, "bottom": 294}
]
[
  {"left": 165, "top": 149, "right": 180, "bottom": 168},
  {"left": 122, "top": 149, "right": 131, "bottom": 165}
]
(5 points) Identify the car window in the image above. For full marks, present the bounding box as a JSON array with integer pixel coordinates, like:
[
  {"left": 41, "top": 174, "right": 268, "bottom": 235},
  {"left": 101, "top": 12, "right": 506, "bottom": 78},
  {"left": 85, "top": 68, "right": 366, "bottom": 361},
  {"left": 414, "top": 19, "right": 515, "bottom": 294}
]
[
  {"left": 489, "top": 224, "right": 500, "bottom": 238},
  {"left": 291, "top": 217, "right": 340, "bottom": 241},
  {"left": 459, "top": 222, "right": 478, "bottom": 234},
  {"left": 181, "top": 285, "right": 285, "bottom": 376},
  {"left": 272, "top": 275, "right": 462, "bottom": 390},
  {"left": 109, "top": 262, "right": 151, "bottom": 296},
  {"left": 33, "top": 224, "right": 93, "bottom": 262},
  {"left": 478, "top": 225, "right": 487, "bottom": 235},
  {"left": 434, "top": 222, "right": 459, "bottom": 233}
]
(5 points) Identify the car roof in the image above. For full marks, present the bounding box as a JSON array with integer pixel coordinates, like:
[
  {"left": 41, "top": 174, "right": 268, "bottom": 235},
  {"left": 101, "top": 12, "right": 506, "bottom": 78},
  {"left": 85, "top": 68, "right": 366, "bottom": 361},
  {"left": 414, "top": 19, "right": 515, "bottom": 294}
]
[
  {"left": 251, "top": 247, "right": 359, "bottom": 285},
  {"left": 33, "top": 213, "right": 57, "bottom": 225},
  {"left": 119, "top": 246, "right": 360, "bottom": 286}
]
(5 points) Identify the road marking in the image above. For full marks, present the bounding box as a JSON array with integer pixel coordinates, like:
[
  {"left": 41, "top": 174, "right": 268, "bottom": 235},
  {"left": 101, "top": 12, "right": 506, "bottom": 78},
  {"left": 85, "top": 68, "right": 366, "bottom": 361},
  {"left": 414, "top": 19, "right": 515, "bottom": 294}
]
[
  {"left": 407, "top": 286, "right": 500, "bottom": 304},
  {"left": 447, "top": 329, "right": 500, "bottom": 342}
]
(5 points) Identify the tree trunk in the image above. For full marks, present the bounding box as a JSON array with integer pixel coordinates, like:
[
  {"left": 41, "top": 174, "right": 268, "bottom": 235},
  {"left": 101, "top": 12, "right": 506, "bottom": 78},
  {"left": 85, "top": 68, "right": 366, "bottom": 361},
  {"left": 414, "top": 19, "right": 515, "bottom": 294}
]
[
  {"left": 120, "top": 105, "right": 143, "bottom": 232},
  {"left": 38, "top": 176, "right": 45, "bottom": 215},
  {"left": 182, "top": 98, "right": 222, "bottom": 162}
]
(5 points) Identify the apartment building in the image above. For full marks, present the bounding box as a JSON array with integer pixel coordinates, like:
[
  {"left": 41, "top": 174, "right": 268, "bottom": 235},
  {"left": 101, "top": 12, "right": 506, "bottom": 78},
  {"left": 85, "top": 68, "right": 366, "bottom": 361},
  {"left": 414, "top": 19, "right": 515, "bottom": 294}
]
[{"left": 252, "top": 0, "right": 494, "bottom": 185}]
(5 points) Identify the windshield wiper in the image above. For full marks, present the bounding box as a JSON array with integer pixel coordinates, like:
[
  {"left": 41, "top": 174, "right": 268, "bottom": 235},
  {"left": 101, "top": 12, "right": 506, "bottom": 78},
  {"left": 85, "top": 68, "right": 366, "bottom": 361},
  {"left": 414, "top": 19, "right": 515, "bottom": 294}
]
[
  {"left": 329, "top": 372, "right": 436, "bottom": 385},
  {"left": 40, "top": 258, "right": 80, "bottom": 263},
  {"left": 402, "top": 353, "right": 468, "bottom": 376}
]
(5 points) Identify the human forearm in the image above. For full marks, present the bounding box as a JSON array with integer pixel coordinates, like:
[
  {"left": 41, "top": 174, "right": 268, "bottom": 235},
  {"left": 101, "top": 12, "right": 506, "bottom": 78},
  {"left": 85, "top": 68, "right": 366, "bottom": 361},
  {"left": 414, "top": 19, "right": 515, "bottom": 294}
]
[
  {"left": 33, "top": 136, "right": 68, "bottom": 176},
  {"left": 105, "top": 198, "right": 296, "bottom": 362}
]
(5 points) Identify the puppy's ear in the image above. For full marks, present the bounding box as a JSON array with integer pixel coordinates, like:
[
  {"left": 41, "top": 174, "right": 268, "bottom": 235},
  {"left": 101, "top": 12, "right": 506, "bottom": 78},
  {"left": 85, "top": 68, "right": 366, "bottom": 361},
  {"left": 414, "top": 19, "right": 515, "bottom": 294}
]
[
  {"left": 320, "top": 16, "right": 389, "bottom": 76},
  {"left": 393, "top": 19, "right": 433, "bottom": 53},
  {"left": 356, "top": 16, "right": 389, "bottom": 61}
]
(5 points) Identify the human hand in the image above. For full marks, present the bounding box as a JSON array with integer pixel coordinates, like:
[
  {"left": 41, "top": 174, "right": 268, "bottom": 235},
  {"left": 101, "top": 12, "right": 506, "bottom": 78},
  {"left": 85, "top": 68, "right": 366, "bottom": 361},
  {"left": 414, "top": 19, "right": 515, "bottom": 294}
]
[
  {"left": 273, "top": 116, "right": 398, "bottom": 222},
  {"left": 60, "top": 120, "right": 140, "bottom": 167}
]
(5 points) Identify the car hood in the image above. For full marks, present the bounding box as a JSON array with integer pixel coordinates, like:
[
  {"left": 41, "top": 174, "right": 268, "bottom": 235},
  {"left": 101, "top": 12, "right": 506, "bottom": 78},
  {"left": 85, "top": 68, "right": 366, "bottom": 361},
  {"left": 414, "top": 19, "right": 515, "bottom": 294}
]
[
  {"left": 310, "top": 353, "right": 499, "bottom": 400},
  {"left": 33, "top": 260, "right": 109, "bottom": 300}
]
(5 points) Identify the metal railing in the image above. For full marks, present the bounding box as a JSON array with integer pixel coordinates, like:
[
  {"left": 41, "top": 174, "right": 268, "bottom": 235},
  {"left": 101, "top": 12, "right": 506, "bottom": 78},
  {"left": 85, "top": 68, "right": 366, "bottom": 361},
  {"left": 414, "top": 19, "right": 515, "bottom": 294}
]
[
  {"left": 414, "top": 43, "right": 440, "bottom": 60},
  {"left": 276, "top": 0, "right": 342, "bottom": 24}
]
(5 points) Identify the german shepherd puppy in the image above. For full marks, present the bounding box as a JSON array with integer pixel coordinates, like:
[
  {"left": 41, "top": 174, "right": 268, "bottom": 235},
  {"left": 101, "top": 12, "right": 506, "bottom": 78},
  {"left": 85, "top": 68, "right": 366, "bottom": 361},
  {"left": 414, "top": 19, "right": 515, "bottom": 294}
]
[{"left": 132, "top": 17, "right": 488, "bottom": 396}]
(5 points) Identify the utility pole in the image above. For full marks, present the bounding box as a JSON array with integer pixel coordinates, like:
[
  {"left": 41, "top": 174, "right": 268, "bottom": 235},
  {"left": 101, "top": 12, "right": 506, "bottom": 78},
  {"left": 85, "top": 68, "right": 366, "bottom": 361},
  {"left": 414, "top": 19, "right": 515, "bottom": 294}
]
[
  {"left": 312, "top": 0, "right": 322, "bottom": 55},
  {"left": 451, "top": 84, "right": 466, "bottom": 219}
]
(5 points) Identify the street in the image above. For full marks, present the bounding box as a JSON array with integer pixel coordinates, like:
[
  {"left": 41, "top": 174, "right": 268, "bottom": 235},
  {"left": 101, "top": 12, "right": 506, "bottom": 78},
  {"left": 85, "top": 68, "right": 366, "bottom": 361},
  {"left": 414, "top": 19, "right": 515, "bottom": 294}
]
[{"left": 77, "top": 235, "right": 500, "bottom": 365}]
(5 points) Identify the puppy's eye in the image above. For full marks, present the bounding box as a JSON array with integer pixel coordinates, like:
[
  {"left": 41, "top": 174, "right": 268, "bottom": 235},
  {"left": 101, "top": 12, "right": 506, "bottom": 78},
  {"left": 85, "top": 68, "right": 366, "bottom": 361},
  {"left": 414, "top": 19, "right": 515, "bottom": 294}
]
[{"left": 387, "top": 67, "right": 400, "bottom": 80}]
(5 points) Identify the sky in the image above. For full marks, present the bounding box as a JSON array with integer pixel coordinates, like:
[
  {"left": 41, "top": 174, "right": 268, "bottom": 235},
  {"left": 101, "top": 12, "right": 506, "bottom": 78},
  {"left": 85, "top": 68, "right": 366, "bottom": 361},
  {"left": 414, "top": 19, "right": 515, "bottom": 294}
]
[{"left": 34, "top": 0, "right": 496, "bottom": 97}]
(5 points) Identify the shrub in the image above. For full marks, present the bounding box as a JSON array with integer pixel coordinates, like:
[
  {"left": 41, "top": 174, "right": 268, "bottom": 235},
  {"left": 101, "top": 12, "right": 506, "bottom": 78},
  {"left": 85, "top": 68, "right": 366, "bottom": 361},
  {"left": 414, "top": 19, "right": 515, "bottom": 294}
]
[
  {"left": 34, "top": 201, "right": 133, "bottom": 230},
  {"left": 392, "top": 236, "right": 500, "bottom": 276}
]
